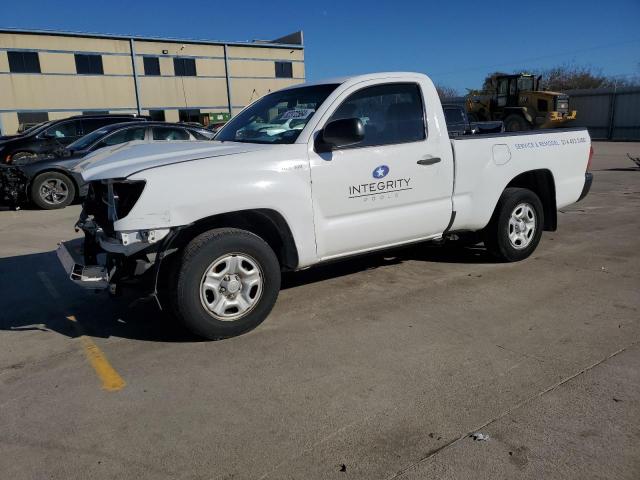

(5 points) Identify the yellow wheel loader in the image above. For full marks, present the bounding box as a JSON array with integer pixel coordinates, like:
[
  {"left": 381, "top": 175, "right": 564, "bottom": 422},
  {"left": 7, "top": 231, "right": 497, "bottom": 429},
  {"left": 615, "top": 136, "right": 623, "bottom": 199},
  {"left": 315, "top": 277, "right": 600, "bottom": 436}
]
[{"left": 466, "top": 74, "right": 577, "bottom": 132}]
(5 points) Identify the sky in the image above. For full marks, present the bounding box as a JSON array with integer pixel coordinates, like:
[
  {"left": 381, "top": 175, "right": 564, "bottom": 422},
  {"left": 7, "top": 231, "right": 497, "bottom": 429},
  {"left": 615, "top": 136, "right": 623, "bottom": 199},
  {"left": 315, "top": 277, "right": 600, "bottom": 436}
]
[{"left": 1, "top": 0, "right": 639, "bottom": 93}]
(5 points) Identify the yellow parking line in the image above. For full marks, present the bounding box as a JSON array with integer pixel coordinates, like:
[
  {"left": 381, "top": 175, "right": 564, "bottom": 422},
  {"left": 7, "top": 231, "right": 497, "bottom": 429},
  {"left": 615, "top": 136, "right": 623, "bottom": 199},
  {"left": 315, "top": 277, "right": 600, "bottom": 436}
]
[{"left": 67, "top": 315, "right": 126, "bottom": 392}]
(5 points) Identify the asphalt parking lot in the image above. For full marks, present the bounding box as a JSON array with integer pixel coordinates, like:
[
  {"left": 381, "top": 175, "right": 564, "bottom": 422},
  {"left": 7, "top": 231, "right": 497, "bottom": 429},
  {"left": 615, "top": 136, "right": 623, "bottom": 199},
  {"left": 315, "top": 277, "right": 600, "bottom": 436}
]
[{"left": 1, "top": 141, "right": 639, "bottom": 479}]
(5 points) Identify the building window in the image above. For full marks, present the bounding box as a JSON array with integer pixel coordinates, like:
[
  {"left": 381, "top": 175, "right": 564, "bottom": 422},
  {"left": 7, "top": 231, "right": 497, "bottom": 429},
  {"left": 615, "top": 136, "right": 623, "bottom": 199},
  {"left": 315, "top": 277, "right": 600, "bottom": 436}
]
[
  {"left": 143, "top": 57, "right": 161, "bottom": 76},
  {"left": 173, "top": 57, "right": 197, "bottom": 76},
  {"left": 275, "top": 61, "right": 293, "bottom": 78},
  {"left": 17, "top": 111, "right": 49, "bottom": 131},
  {"left": 8, "top": 51, "right": 41, "bottom": 73},
  {"left": 148, "top": 110, "right": 166, "bottom": 121},
  {"left": 74, "top": 54, "right": 104, "bottom": 74},
  {"left": 178, "top": 109, "right": 201, "bottom": 123},
  {"left": 82, "top": 111, "right": 109, "bottom": 116}
]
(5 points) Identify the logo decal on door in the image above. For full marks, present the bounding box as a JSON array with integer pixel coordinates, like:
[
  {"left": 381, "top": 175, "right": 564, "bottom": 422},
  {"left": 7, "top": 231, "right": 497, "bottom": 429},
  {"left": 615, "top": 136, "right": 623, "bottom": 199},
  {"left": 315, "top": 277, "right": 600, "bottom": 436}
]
[{"left": 373, "top": 165, "right": 389, "bottom": 179}]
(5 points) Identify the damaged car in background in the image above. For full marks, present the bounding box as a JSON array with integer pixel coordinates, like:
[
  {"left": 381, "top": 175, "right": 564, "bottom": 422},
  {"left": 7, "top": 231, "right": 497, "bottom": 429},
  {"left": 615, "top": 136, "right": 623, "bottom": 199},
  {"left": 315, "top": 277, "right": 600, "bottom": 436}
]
[{"left": 1, "top": 122, "right": 214, "bottom": 210}]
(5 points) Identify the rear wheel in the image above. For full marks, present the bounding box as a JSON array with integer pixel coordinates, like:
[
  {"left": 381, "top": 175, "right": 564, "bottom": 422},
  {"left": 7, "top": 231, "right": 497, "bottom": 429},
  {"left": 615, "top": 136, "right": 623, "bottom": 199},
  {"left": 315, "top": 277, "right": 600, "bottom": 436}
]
[
  {"left": 171, "top": 228, "right": 281, "bottom": 340},
  {"left": 503, "top": 114, "right": 531, "bottom": 132},
  {"left": 484, "top": 187, "right": 544, "bottom": 262},
  {"left": 30, "top": 171, "right": 76, "bottom": 209}
]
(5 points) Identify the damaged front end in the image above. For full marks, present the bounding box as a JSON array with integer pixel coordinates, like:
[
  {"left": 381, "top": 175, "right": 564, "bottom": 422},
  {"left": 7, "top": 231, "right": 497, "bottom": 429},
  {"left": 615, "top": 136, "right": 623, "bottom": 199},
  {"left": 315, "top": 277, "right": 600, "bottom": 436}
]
[
  {"left": 57, "top": 179, "right": 179, "bottom": 299},
  {"left": 0, "top": 165, "right": 28, "bottom": 207}
]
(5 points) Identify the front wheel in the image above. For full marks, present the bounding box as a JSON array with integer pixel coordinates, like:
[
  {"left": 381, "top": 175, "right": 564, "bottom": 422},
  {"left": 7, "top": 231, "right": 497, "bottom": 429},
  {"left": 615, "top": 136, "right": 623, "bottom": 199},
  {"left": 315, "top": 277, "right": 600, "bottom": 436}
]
[
  {"left": 30, "top": 171, "right": 76, "bottom": 209},
  {"left": 171, "top": 228, "right": 281, "bottom": 340},
  {"left": 483, "top": 187, "right": 544, "bottom": 262}
]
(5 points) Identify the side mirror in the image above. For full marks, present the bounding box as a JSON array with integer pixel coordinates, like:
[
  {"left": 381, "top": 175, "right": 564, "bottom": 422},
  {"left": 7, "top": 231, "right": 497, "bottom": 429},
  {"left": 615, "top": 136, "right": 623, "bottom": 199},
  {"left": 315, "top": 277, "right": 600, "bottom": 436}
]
[{"left": 317, "top": 118, "right": 364, "bottom": 152}]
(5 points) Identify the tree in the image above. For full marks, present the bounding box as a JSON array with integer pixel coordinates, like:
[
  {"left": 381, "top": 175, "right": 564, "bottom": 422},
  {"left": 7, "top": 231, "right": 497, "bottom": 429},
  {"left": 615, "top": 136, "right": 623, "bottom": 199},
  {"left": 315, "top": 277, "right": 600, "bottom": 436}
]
[
  {"left": 435, "top": 84, "right": 459, "bottom": 99},
  {"left": 538, "top": 64, "right": 612, "bottom": 91},
  {"left": 480, "top": 71, "right": 509, "bottom": 94},
  {"left": 539, "top": 63, "right": 640, "bottom": 90},
  {"left": 478, "top": 64, "right": 639, "bottom": 94}
]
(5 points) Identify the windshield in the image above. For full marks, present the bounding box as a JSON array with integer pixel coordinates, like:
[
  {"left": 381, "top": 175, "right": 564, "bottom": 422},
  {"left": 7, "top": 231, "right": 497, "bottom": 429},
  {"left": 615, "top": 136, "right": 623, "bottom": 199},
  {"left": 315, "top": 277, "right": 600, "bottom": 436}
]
[
  {"left": 517, "top": 76, "right": 535, "bottom": 92},
  {"left": 215, "top": 84, "right": 339, "bottom": 144},
  {"left": 21, "top": 121, "right": 52, "bottom": 135},
  {"left": 67, "top": 127, "right": 112, "bottom": 150}
]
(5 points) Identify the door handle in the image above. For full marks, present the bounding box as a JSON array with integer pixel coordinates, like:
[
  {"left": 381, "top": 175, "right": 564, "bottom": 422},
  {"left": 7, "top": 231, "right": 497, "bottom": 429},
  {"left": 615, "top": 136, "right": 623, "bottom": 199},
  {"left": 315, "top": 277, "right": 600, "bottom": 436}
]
[{"left": 417, "top": 157, "right": 441, "bottom": 166}]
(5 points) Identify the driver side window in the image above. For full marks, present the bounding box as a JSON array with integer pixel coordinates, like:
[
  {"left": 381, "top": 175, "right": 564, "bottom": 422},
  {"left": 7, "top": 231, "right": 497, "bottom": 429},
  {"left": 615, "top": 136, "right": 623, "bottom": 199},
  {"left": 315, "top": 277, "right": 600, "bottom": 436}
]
[
  {"left": 45, "top": 121, "right": 78, "bottom": 139},
  {"left": 328, "top": 83, "right": 426, "bottom": 148}
]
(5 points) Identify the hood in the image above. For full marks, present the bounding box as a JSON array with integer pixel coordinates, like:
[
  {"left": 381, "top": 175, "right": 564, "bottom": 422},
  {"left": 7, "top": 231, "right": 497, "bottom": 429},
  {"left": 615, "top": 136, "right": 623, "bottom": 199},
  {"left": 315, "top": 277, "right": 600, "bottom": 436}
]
[
  {"left": 0, "top": 135, "right": 20, "bottom": 145},
  {"left": 75, "top": 141, "right": 267, "bottom": 181}
]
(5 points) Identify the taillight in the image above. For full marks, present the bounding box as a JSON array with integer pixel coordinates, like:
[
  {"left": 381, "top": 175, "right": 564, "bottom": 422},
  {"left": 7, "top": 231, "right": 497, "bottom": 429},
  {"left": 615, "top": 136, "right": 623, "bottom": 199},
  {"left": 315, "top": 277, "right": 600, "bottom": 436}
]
[{"left": 587, "top": 145, "right": 593, "bottom": 172}]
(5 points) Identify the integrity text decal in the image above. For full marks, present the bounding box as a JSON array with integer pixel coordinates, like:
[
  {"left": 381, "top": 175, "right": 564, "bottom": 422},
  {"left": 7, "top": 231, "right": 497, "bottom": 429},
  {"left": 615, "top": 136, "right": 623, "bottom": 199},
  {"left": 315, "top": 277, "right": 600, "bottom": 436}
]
[{"left": 348, "top": 178, "right": 412, "bottom": 198}]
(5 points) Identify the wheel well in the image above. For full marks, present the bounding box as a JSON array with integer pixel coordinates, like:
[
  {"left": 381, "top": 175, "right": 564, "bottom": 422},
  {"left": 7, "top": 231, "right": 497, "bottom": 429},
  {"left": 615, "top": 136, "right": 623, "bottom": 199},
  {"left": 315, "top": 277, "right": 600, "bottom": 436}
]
[
  {"left": 173, "top": 209, "right": 299, "bottom": 270},
  {"left": 29, "top": 169, "right": 79, "bottom": 199},
  {"left": 505, "top": 169, "right": 557, "bottom": 231}
]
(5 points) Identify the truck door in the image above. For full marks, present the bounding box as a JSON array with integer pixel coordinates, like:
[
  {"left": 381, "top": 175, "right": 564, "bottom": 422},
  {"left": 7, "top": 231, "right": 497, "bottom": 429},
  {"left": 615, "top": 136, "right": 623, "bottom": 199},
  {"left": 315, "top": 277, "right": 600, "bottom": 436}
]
[{"left": 309, "top": 81, "right": 453, "bottom": 260}]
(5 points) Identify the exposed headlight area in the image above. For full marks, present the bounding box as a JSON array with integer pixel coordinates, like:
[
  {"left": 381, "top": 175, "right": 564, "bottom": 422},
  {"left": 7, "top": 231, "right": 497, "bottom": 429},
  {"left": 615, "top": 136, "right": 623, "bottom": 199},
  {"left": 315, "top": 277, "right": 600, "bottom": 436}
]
[
  {"left": 79, "top": 179, "right": 156, "bottom": 255},
  {"left": 83, "top": 179, "right": 146, "bottom": 232}
]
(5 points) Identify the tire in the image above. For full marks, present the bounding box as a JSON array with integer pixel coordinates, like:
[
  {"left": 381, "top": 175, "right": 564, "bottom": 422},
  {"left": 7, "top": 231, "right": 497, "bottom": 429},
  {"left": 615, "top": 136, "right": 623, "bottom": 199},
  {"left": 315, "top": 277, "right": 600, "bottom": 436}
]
[
  {"left": 503, "top": 114, "right": 531, "bottom": 132},
  {"left": 171, "top": 228, "right": 281, "bottom": 340},
  {"left": 483, "top": 187, "right": 544, "bottom": 262},
  {"left": 30, "top": 171, "right": 76, "bottom": 209}
]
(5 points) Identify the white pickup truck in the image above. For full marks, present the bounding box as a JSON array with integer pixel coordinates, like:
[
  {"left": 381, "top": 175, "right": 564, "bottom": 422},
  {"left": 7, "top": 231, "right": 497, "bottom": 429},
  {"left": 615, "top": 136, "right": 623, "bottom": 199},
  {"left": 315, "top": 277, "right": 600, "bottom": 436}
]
[{"left": 58, "top": 72, "right": 593, "bottom": 339}]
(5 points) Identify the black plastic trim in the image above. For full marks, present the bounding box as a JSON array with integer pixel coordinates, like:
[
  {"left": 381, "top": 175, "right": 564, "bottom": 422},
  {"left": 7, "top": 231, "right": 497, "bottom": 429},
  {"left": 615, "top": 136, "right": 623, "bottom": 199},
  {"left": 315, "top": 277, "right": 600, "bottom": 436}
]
[
  {"left": 577, "top": 172, "right": 593, "bottom": 202},
  {"left": 451, "top": 126, "right": 587, "bottom": 141},
  {"left": 442, "top": 211, "right": 457, "bottom": 236}
]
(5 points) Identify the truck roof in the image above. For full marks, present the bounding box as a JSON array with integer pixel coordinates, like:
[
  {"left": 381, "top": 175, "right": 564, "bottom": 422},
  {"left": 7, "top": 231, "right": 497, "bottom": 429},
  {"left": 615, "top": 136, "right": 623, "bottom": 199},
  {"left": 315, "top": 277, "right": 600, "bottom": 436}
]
[{"left": 281, "top": 72, "right": 430, "bottom": 90}]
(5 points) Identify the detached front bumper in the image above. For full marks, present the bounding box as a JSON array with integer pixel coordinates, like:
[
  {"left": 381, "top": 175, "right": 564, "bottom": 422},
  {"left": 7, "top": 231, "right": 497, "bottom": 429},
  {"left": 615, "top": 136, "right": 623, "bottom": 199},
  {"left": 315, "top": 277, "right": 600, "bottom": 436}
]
[
  {"left": 56, "top": 238, "right": 110, "bottom": 289},
  {"left": 0, "top": 165, "right": 28, "bottom": 205}
]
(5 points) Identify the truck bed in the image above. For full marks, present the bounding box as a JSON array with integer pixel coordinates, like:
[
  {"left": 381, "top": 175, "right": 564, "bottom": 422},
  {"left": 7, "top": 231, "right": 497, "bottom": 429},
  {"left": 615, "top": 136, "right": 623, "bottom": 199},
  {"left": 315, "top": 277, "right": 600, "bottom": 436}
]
[{"left": 450, "top": 127, "right": 590, "bottom": 231}]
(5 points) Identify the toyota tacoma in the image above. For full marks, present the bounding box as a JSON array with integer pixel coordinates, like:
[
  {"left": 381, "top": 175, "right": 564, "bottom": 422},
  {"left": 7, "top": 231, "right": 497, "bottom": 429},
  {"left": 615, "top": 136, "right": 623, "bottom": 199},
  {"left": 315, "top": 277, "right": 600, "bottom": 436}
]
[{"left": 57, "top": 72, "right": 593, "bottom": 339}]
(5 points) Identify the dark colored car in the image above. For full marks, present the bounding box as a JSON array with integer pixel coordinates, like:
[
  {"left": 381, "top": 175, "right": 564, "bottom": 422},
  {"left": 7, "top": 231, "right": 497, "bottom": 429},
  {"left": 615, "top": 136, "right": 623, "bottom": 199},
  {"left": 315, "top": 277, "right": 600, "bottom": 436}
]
[
  {"left": 442, "top": 104, "right": 504, "bottom": 137},
  {"left": 0, "top": 114, "right": 147, "bottom": 165},
  {"left": 6, "top": 121, "right": 214, "bottom": 209}
]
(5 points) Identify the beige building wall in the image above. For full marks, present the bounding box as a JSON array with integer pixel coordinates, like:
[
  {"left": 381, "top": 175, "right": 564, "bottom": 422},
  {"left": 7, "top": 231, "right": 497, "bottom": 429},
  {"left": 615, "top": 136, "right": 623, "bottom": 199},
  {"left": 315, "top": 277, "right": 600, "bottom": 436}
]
[
  {"left": 230, "top": 78, "right": 302, "bottom": 112},
  {"left": 0, "top": 112, "right": 19, "bottom": 135},
  {"left": 138, "top": 76, "right": 228, "bottom": 109},
  {"left": 39, "top": 52, "right": 76, "bottom": 74},
  {"left": 134, "top": 40, "right": 224, "bottom": 58},
  {"left": 0, "top": 75, "right": 138, "bottom": 110},
  {"left": 227, "top": 45, "right": 304, "bottom": 62},
  {"left": 0, "top": 31, "right": 305, "bottom": 134},
  {"left": 165, "top": 110, "right": 179, "bottom": 122},
  {"left": 0, "top": 50, "right": 9, "bottom": 71},
  {"left": 0, "top": 33, "right": 130, "bottom": 54}
]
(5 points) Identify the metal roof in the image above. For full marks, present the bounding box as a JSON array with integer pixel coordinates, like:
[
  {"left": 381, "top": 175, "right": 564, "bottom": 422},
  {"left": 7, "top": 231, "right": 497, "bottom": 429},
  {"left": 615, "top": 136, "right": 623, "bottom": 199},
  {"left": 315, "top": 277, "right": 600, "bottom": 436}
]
[{"left": 0, "top": 27, "right": 304, "bottom": 49}]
